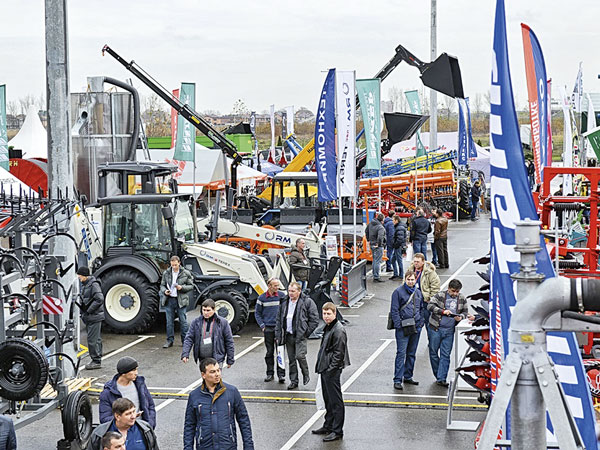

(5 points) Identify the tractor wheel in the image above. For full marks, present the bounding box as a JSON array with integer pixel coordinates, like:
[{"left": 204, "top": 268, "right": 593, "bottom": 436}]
[
  {"left": 100, "top": 269, "right": 159, "bottom": 334},
  {"left": 62, "top": 391, "right": 93, "bottom": 445},
  {"left": 209, "top": 288, "right": 249, "bottom": 334},
  {"left": 457, "top": 180, "right": 472, "bottom": 220},
  {"left": 0, "top": 338, "right": 48, "bottom": 401}
]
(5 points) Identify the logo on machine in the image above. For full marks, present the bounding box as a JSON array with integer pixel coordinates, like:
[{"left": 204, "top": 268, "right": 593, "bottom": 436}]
[{"left": 264, "top": 231, "right": 291, "bottom": 245}]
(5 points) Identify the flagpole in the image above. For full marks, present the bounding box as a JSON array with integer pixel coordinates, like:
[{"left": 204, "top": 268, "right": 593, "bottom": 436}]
[{"left": 192, "top": 158, "right": 198, "bottom": 242}]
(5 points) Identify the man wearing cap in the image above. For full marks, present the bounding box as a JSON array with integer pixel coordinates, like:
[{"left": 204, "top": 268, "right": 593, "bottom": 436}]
[
  {"left": 99, "top": 357, "right": 156, "bottom": 428},
  {"left": 77, "top": 267, "right": 104, "bottom": 370}
]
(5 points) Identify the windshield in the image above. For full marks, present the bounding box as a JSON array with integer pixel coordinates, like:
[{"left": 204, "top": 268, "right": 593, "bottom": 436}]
[
  {"left": 173, "top": 198, "right": 195, "bottom": 242},
  {"left": 131, "top": 203, "right": 173, "bottom": 268}
]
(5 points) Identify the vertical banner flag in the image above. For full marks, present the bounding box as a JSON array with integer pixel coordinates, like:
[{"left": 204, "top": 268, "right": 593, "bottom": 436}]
[
  {"left": 249, "top": 111, "right": 258, "bottom": 154},
  {"left": 405, "top": 90, "right": 426, "bottom": 156},
  {"left": 571, "top": 62, "right": 583, "bottom": 113},
  {"left": 281, "top": 110, "right": 288, "bottom": 140},
  {"left": 357, "top": 79, "right": 381, "bottom": 170},
  {"left": 269, "top": 104, "right": 275, "bottom": 163},
  {"left": 547, "top": 80, "right": 553, "bottom": 166},
  {"left": 466, "top": 98, "right": 478, "bottom": 159},
  {"left": 521, "top": 24, "right": 548, "bottom": 185},
  {"left": 314, "top": 69, "right": 337, "bottom": 201},
  {"left": 170, "top": 89, "right": 180, "bottom": 150},
  {"left": 173, "top": 83, "right": 195, "bottom": 162},
  {"left": 558, "top": 85, "right": 573, "bottom": 194},
  {"left": 490, "top": 2, "right": 596, "bottom": 448},
  {"left": 585, "top": 94, "right": 598, "bottom": 159},
  {"left": 457, "top": 98, "right": 468, "bottom": 165},
  {"left": 0, "top": 85, "right": 8, "bottom": 170},
  {"left": 285, "top": 106, "right": 295, "bottom": 136},
  {"left": 336, "top": 71, "right": 356, "bottom": 198}
]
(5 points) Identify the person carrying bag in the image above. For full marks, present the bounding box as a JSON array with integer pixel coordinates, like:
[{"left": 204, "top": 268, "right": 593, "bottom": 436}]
[{"left": 389, "top": 271, "right": 424, "bottom": 390}]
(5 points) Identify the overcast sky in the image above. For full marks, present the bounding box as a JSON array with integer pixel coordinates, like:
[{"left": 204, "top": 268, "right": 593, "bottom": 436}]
[{"left": 1, "top": 0, "right": 599, "bottom": 114}]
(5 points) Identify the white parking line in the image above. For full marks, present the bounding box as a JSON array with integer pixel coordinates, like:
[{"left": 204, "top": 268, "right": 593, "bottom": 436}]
[
  {"left": 440, "top": 258, "right": 473, "bottom": 291},
  {"left": 101, "top": 335, "right": 155, "bottom": 361},
  {"left": 280, "top": 339, "right": 394, "bottom": 450},
  {"left": 155, "top": 338, "right": 264, "bottom": 412}
]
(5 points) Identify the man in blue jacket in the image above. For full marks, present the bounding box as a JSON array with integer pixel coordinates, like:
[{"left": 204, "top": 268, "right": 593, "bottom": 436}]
[
  {"left": 99, "top": 356, "right": 156, "bottom": 428},
  {"left": 182, "top": 299, "right": 235, "bottom": 368},
  {"left": 410, "top": 208, "right": 431, "bottom": 260},
  {"left": 390, "top": 271, "right": 425, "bottom": 390},
  {"left": 183, "top": 357, "right": 254, "bottom": 450},
  {"left": 254, "top": 278, "right": 285, "bottom": 383},
  {"left": 383, "top": 210, "right": 396, "bottom": 273}
]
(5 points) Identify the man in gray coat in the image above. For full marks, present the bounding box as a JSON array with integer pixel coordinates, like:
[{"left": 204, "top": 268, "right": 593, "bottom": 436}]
[
  {"left": 160, "top": 255, "right": 194, "bottom": 348},
  {"left": 367, "top": 213, "right": 386, "bottom": 282},
  {"left": 78, "top": 267, "right": 104, "bottom": 370},
  {"left": 275, "top": 282, "right": 319, "bottom": 390}
]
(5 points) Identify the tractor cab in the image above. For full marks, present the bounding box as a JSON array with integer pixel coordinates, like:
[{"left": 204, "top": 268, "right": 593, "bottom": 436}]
[
  {"left": 258, "top": 172, "right": 324, "bottom": 233},
  {"left": 96, "top": 162, "right": 195, "bottom": 270}
]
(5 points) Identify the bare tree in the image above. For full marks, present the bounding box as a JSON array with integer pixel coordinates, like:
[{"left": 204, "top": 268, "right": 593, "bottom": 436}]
[
  {"left": 6, "top": 101, "right": 18, "bottom": 117},
  {"left": 141, "top": 94, "right": 170, "bottom": 137},
  {"left": 18, "top": 94, "right": 36, "bottom": 115},
  {"left": 483, "top": 90, "right": 491, "bottom": 109},
  {"left": 442, "top": 95, "right": 455, "bottom": 120},
  {"left": 231, "top": 99, "right": 249, "bottom": 117},
  {"left": 36, "top": 93, "right": 46, "bottom": 111},
  {"left": 473, "top": 93, "right": 483, "bottom": 117},
  {"left": 388, "top": 86, "right": 408, "bottom": 112}
]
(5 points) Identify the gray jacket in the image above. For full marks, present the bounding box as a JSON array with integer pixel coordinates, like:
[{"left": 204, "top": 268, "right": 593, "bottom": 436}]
[
  {"left": 367, "top": 219, "right": 386, "bottom": 248},
  {"left": 80, "top": 276, "right": 104, "bottom": 324},
  {"left": 160, "top": 267, "right": 194, "bottom": 308},
  {"left": 87, "top": 418, "right": 159, "bottom": 450}
]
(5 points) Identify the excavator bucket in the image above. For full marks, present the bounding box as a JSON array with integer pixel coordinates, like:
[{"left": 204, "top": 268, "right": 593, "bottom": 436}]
[
  {"left": 419, "top": 53, "right": 464, "bottom": 99},
  {"left": 383, "top": 112, "right": 430, "bottom": 147}
]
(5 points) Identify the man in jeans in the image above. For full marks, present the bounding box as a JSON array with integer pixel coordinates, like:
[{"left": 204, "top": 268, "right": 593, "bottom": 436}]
[
  {"left": 255, "top": 278, "right": 286, "bottom": 383},
  {"left": 160, "top": 255, "right": 194, "bottom": 348},
  {"left": 367, "top": 213, "right": 386, "bottom": 283},
  {"left": 427, "top": 279, "right": 471, "bottom": 386},
  {"left": 78, "top": 267, "right": 104, "bottom": 370},
  {"left": 410, "top": 208, "right": 431, "bottom": 260}
]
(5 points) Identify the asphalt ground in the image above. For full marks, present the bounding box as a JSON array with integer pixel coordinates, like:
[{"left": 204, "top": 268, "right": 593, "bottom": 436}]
[{"left": 14, "top": 214, "right": 491, "bottom": 450}]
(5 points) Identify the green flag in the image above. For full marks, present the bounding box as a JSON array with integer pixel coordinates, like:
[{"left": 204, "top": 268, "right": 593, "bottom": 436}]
[
  {"left": 356, "top": 79, "right": 381, "bottom": 170},
  {"left": 173, "top": 82, "right": 196, "bottom": 162},
  {"left": 583, "top": 125, "right": 600, "bottom": 160},
  {"left": 0, "top": 86, "right": 8, "bottom": 170},
  {"left": 404, "top": 90, "right": 426, "bottom": 157}
]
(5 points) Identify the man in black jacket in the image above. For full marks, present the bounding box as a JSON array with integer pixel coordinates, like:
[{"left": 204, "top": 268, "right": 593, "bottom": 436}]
[
  {"left": 0, "top": 415, "right": 16, "bottom": 450},
  {"left": 78, "top": 267, "right": 104, "bottom": 370},
  {"left": 275, "top": 282, "right": 319, "bottom": 390},
  {"left": 367, "top": 213, "right": 386, "bottom": 282},
  {"left": 471, "top": 180, "right": 481, "bottom": 221},
  {"left": 410, "top": 208, "right": 431, "bottom": 260},
  {"left": 390, "top": 215, "right": 407, "bottom": 280},
  {"left": 312, "top": 302, "right": 350, "bottom": 442}
]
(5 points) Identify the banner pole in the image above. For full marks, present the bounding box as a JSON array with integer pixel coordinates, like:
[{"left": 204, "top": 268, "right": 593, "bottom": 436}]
[
  {"left": 456, "top": 152, "right": 459, "bottom": 222},
  {"left": 192, "top": 159, "right": 198, "bottom": 242}
]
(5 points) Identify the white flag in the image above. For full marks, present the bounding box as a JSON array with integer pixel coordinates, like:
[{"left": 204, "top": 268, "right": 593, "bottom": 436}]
[
  {"left": 571, "top": 62, "right": 583, "bottom": 113},
  {"left": 285, "top": 106, "right": 294, "bottom": 136},
  {"left": 335, "top": 71, "right": 356, "bottom": 197},
  {"left": 269, "top": 104, "right": 275, "bottom": 161}
]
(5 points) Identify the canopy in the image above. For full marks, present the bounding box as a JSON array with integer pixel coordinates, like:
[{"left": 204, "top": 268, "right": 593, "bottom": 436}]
[
  {"left": 8, "top": 105, "right": 48, "bottom": 159},
  {"left": 386, "top": 131, "right": 490, "bottom": 181},
  {"left": 139, "top": 144, "right": 267, "bottom": 190},
  {"left": 0, "top": 165, "right": 39, "bottom": 197}
]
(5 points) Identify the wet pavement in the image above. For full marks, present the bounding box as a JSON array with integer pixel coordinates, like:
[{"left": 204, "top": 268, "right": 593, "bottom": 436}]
[{"left": 15, "top": 215, "right": 491, "bottom": 449}]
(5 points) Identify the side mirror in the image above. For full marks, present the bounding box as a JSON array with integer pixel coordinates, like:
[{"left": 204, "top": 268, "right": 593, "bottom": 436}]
[
  {"left": 80, "top": 194, "right": 88, "bottom": 206},
  {"left": 161, "top": 206, "right": 173, "bottom": 220}
]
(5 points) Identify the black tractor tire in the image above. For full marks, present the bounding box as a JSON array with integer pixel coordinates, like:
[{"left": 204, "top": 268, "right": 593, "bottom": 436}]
[
  {"left": 208, "top": 288, "right": 249, "bottom": 334},
  {"left": 0, "top": 338, "right": 48, "bottom": 401},
  {"left": 100, "top": 269, "right": 159, "bottom": 334},
  {"left": 62, "top": 390, "right": 93, "bottom": 445},
  {"left": 457, "top": 180, "right": 472, "bottom": 220}
]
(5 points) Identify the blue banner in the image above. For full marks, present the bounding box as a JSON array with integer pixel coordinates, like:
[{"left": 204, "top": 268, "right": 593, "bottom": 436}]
[
  {"left": 457, "top": 99, "right": 468, "bottom": 165},
  {"left": 314, "top": 69, "right": 337, "bottom": 202},
  {"left": 522, "top": 24, "right": 548, "bottom": 185},
  {"left": 490, "top": 1, "right": 596, "bottom": 447},
  {"left": 466, "top": 98, "right": 478, "bottom": 159}
]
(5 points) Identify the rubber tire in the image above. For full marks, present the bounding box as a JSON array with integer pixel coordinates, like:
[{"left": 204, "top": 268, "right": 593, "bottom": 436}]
[
  {"left": 62, "top": 391, "right": 93, "bottom": 445},
  {"left": 100, "top": 269, "right": 159, "bottom": 334},
  {"left": 0, "top": 338, "right": 49, "bottom": 401},
  {"left": 457, "top": 180, "right": 472, "bottom": 220},
  {"left": 208, "top": 288, "right": 249, "bottom": 334}
]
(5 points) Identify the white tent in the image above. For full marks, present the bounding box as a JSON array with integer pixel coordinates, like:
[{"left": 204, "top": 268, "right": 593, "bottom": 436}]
[
  {"left": 8, "top": 105, "right": 47, "bottom": 159},
  {"left": 138, "top": 143, "right": 267, "bottom": 190},
  {"left": 386, "top": 131, "right": 491, "bottom": 181}
]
